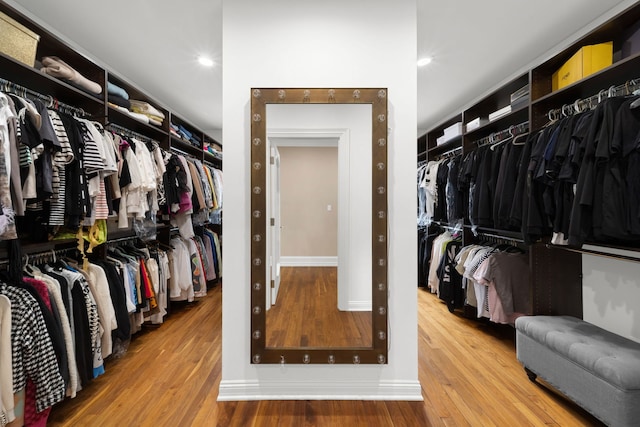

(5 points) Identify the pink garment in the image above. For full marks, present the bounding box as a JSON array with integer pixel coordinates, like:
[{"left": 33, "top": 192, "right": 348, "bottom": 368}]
[
  {"left": 23, "top": 278, "right": 53, "bottom": 427},
  {"left": 179, "top": 191, "right": 192, "bottom": 213},
  {"left": 94, "top": 180, "right": 110, "bottom": 220}
]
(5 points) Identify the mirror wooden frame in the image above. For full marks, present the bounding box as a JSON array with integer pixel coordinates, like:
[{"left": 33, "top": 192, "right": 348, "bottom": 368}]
[{"left": 250, "top": 88, "right": 388, "bottom": 365}]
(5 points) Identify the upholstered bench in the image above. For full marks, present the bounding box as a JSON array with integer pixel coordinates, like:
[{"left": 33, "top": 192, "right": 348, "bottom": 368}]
[{"left": 515, "top": 315, "right": 640, "bottom": 427}]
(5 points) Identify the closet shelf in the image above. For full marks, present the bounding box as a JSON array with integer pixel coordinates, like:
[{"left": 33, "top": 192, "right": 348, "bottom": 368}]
[
  {"left": 464, "top": 105, "right": 529, "bottom": 140},
  {"left": 582, "top": 240, "right": 640, "bottom": 255},
  {"left": 0, "top": 53, "right": 105, "bottom": 114},
  {"left": 107, "top": 106, "right": 169, "bottom": 141},
  {"left": 427, "top": 136, "right": 462, "bottom": 155},
  {"left": 547, "top": 244, "right": 640, "bottom": 263},
  {"left": 531, "top": 51, "right": 640, "bottom": 109},
  {"left": 170, "top": 136, "right": 204, "bottom": 158}
]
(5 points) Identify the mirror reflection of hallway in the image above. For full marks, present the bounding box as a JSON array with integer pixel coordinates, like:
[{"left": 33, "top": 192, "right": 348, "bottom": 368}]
[
  {"left": 265, "top": 134, "right": 372, "bottom": 348},
  {"left": 264, "top": 103, "right": 374, "bottom": 351}
]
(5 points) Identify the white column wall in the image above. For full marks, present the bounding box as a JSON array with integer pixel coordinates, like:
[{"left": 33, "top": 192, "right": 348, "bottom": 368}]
[{"left": 220, "top": 0, "right": 419, "bottom": 400}]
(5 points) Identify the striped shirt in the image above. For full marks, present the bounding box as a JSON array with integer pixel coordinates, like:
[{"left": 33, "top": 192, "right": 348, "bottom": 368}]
[{"left": 0, "top": 283, "right": 65, "bottom": 412}]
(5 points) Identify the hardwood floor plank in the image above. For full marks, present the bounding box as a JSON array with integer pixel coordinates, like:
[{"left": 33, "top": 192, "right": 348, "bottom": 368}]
[
  {"left": 266, "top": 267, "right": 372, "bottom": 348},
  {"left": 46, "top": 286, "right": 606, "bottom": 426}
]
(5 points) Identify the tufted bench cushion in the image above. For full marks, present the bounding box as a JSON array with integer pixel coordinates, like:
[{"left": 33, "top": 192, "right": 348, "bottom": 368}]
[{"left": 516, "top": 315, "right": 640, "bottom": 427}]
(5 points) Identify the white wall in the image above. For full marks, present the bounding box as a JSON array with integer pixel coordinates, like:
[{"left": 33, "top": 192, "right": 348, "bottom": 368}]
[
  {"left": 582, "top": 247, "right": 640, "bottom": 344},
  {"left": 205, "top": 129, "right": 223, "bottom": 144},
  {"left": 220, "top": 0, "right": 419, "bottom": 400}
]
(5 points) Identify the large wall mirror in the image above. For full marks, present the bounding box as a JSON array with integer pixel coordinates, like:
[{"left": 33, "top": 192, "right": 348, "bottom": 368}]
[{"left": 251, "top": 88, "right": 388, "bottom": 364}]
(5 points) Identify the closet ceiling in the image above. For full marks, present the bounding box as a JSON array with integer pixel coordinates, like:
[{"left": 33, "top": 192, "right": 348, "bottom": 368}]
[{"left": 6, "top": 0, "right": 629, "bottom": 135}]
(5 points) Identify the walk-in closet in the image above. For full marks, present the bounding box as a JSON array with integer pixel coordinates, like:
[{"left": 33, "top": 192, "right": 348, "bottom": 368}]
[
  {"left": 2, "top": 0, "right": 640, "bottom": 426},
  {"left": 0, "top": 2, "right": 222, "bottom": 425}
]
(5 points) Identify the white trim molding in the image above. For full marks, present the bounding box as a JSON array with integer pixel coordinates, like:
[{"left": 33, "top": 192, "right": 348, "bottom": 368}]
[
  {"left": 217, "top": 379, "right": 423, "bottom": 401},
  {"left": 279, "top": 256, "right": 338, "bottom": 267},
  {"left": 347, "top": 301, "right": 372, "bottom": 311}
]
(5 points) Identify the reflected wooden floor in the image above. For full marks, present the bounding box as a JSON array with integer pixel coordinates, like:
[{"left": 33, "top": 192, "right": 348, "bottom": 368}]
[
  {"left": 46, "top": 286, "right": 604, "bottom": 426},
  {"left": 265, "top": 267, "right": 372, "bottom": 348}
]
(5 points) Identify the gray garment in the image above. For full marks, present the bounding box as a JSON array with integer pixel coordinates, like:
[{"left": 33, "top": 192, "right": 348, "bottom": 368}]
[
  {"left": 5, "top": 97, "right": 24, "bottom": 216},
  {"left": 480, "top": 252, "right": 530, "bottom": 316}
]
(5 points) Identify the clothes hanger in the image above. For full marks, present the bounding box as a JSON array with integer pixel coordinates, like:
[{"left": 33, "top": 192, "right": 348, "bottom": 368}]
[
  {"left": 490, "top": 127, "right": 514, "bottom": 151},
  {"left": 22, "top": 253, "right": 37, "bottom": 277},
  {"left": 511, "top": 132, "right": 528, "bottom": 146},
  {"left": 543, "top": 109, "right": 559, "bottom": 128},
  {"left": 629, "top": 80, "right": 640, "bottom": 108}
]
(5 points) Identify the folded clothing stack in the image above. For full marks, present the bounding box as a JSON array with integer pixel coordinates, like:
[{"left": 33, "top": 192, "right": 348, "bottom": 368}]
[
  {"left": 39, "top": 56, "right": 102, "bottom": 95},
  {"left": 203, "top": 142, "right": 222, "bottom": 159},
  {"left": 107, "top": 82, "right": 130, "bottom": 109},
  {"left": 129, "top": 100, "right": 165, "bottom": 126},
  {"left": 171, "top": 122, "right": 201, "bottom": 147},
  {"left": 169, "top": 123, "right": 181, "bottom": 138}
]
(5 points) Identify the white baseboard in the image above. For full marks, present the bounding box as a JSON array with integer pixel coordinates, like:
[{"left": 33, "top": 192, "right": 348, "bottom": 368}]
[
  {"left": 347, "top": 301, "right": 372, "bottom": 311},
  {"left": 217, "top": 379, "right": 423, "bottom": 401},
  {"left": 280, "top": 256, "right": 338, "bottom": 267}
]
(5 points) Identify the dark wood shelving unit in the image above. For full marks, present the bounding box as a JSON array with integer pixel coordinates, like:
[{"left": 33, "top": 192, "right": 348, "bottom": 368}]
[
  {"left": 419, "top": 1, "right": 640, "bottom": 318},
  {"left": 0, "top": 0, "right": 223, "bottom": 261}
]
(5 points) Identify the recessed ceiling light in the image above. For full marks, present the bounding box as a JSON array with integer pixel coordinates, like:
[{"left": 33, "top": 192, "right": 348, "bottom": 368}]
[
  {"left": 417, "top": 57, "right": 433, "bottom": 67},
  {"left": 198, "top": 56, "right": 214, "bottom": 67}
]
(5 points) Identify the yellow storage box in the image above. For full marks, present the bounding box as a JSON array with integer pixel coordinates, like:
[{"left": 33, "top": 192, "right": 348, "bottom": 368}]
[
  {"left": 0, "top": 11, "right": 40, "bottom": 67},
  {"left": 552, "top": 42, "right": 613, "bottom": 91}
]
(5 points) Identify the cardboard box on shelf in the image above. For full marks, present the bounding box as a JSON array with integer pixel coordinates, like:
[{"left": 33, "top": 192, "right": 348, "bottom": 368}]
[
  {"left": 552, "top": 42, "right": 613, "bottom": 91},
  {"left": 0, "top": 12, "right": 40, "bottom": 67}
]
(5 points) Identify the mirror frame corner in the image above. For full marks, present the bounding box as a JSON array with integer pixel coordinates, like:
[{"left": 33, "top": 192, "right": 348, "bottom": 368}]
[{"left": 250, "top": 88, "right": 388, "bottom": 365}]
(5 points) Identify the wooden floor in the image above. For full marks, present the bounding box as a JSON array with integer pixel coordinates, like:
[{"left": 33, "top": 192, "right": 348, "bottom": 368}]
[
  {"left": 46, "top": 286, "right": 604, "bottom": 426},
  {"left": 265, "top": 267, "right": 372, "bottom": 348}
]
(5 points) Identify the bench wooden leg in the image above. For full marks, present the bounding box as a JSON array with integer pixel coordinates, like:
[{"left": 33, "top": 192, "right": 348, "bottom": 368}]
[{"left": 524, "top": 367, "right": 537, "bottom": 382}]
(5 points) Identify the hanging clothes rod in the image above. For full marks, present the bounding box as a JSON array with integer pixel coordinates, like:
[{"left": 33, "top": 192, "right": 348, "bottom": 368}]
[
  {"left": 546, "top": 244, "right": 640, "bottom": 263},
  {"left": 0, "top": 77, "right": 87, "bottom": 117},
  {"left": 436, "top": 146, "right": 462, "bottom": 160},
  {"left": 475, "top": 121, "right": 529, "bottom": 148},
  {"left": 477, "top": 231, "right": 525, "bottom": 244},
  {"left": 203, "top": 159, "right": 220, "bottom": 170},
  {"left": 546, "top": 77, "right": 640, "bottom": 120},
  {"left": 107, "top": 123, "right": 158, "bottom": 145},
  {"left": 437, "top": 224, "right": 463, "bottom": 233},
  {"left": 105, "top": 234, "right": 140, "bottom": 246},
  {"left": 0, "top": 246, "right": 78, "bottom": 267},
  {"left": 170, "top": 145, "right": 201, "bottom": 161}
]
